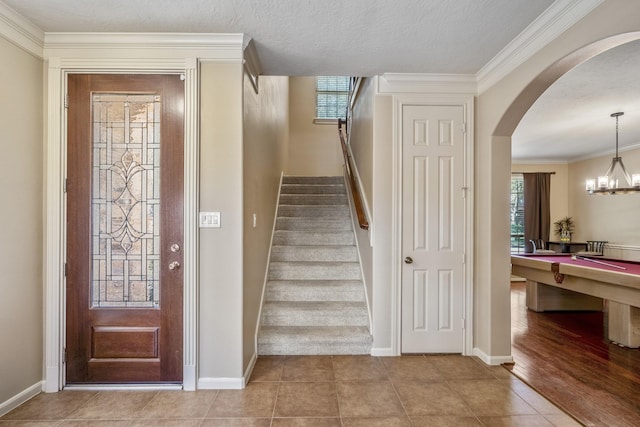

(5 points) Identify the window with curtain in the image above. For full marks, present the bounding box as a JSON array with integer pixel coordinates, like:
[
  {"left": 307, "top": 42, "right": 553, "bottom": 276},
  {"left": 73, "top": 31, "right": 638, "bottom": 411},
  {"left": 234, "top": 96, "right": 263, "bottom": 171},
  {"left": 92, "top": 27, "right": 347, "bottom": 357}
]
[
  {"left": 523, "top": 172, "right": 552, "bottom": 253},
  {"left": 510, "top": 174, "right": 525, "bottom": 253},
  {"left": 315, "top": 76, "right": 350, "bottom": 121}
]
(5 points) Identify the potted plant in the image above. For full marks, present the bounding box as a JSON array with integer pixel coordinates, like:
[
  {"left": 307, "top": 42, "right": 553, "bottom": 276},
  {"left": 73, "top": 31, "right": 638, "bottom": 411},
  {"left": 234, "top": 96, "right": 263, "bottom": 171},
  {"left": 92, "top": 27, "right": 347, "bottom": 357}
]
[{"left": 554, "top": 216, "right": 575, "bottom": 242}]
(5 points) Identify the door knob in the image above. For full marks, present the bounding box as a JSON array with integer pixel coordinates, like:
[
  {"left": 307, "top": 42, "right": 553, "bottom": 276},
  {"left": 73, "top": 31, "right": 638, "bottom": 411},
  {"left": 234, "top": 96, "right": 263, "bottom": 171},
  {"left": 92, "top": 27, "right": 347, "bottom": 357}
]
[
  {"left": 169, "top": 261, "right": 181, "bottom": 270},
  {"left": 170, "top": 243, "right": 181, "bottom": 253},
  {"left": 404, "top": 256, "right": 413, "bottom": 264}
]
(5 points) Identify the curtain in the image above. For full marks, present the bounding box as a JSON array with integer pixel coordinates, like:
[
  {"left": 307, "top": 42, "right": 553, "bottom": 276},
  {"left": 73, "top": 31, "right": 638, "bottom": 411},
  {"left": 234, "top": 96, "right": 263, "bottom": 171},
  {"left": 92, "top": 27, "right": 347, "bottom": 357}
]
[{"left": 523, "top": 173, "right": 551, "bottom": 253}]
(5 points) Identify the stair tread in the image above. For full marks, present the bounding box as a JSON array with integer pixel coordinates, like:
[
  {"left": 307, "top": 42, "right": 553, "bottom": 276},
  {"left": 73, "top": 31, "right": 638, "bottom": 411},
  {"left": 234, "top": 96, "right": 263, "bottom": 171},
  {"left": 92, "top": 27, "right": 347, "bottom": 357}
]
[
  {"left": 263, "top": 301, "right": 367, "bottom": 309},
  {"left": 259, "top": 325, "right": 371, "bottom": 337},
  {"left": 267, "top": 279, "right": 363, "bottom": 285}
]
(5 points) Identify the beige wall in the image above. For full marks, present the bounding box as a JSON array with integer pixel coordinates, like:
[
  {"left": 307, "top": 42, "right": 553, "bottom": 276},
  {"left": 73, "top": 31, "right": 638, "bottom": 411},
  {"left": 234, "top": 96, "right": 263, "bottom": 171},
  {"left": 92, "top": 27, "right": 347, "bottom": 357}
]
[
  {"left": 242, "top": 74, "right": 289, "bottom": 370},
  {"left": 569, "top": 148, "right": 640, "bottom": 246},
  {"left": 0, "top": 37, "right": 44, "bottom": 403},
  {"left": 288, "top": 77, "right": 343, "bottom": 176},
  {"left": 199, "top": 61, "right": 245, "bottom": 380},
  {"left": 512, "top": 163, "right": 570, "bottom": 241},
  {"left": 477, "top": 0, "right": 640, "bottom": 360},
  {"left": 199, "top": 65, "right": 290, "bottom": 382}
]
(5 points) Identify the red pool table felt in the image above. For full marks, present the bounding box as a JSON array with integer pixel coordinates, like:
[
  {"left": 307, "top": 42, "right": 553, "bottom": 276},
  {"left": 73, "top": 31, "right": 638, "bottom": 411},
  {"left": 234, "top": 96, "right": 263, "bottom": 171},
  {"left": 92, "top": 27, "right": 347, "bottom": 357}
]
[{"left": 515, "top": 254, "right": 640, "bottom": 274}]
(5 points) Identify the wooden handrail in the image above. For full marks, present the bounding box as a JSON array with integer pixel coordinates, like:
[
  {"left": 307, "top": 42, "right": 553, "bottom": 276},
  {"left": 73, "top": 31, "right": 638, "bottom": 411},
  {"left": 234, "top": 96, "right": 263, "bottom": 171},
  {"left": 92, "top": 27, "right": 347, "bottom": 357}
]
[{"left": 338, "top": 118, "right": 369, "bottom": 230}]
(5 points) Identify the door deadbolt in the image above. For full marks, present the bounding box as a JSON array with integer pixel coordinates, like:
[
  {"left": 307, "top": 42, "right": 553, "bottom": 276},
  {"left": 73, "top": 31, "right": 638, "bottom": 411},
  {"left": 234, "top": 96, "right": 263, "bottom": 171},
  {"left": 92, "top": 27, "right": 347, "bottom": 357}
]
[{"left": 170, "top": 243, "right": 181, "bottom": 253}]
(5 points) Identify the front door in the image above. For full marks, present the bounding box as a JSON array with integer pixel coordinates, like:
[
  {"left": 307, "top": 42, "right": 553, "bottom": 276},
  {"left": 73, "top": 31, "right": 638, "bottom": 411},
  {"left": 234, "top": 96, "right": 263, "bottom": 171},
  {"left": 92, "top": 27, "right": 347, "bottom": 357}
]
[
  {"left": 66, "top": 74, "right": 184, "bottom": 383},
  {"left": 401, "top": 104, "right": 465, "bottom": 353}
]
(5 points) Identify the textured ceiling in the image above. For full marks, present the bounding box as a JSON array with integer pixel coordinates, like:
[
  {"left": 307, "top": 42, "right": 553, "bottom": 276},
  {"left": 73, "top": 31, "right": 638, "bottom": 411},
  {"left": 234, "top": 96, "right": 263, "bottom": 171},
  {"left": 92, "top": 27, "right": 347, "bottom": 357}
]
[
  {"left": 2, "top": 0, "right": 553, "bottom": 76},
  {"left": 4, "top": 0, "right": 637, "bottom": 163},
  {"left": 512, "top": 39, "right": 640, "bottom": 163}
]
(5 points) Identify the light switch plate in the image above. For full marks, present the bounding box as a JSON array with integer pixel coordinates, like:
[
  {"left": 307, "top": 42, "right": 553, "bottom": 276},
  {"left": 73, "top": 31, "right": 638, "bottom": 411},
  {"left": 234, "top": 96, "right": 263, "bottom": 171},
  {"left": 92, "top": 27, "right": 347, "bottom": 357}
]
[{"left": 199, "top": 211, "right": 220, "bottom": 228}]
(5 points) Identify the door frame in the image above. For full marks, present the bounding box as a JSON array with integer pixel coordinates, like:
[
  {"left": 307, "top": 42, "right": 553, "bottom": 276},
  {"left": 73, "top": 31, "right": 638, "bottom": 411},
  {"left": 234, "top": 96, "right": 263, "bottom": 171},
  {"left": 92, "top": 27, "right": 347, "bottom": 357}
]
[
  {"left": 43, "top": 50, "right": 204, "bottom": 392},
  {"left": 391, "top": 93, "right": 475, "bottom": 356}
]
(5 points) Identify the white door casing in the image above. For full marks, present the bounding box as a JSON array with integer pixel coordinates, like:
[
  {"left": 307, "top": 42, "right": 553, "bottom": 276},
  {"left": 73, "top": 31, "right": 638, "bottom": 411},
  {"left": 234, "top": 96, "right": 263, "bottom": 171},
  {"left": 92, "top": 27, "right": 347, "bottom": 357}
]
[{"left": 401, "top": 104, "right": 466, "bottom": 353}]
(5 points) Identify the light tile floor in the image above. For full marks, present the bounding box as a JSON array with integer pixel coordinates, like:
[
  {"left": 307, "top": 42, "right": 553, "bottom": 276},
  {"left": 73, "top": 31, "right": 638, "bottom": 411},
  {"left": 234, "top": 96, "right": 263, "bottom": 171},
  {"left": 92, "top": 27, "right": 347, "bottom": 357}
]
[{"left": 1, "top": 355, "right": 580, "bottom": 426}]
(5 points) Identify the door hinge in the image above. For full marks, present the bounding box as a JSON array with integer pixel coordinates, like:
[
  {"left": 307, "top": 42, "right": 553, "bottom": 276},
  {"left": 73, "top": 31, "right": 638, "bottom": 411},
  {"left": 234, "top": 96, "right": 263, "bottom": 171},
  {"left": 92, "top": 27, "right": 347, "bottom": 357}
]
[
  {"left": 63, "top": 348, "right": 67, "bottom": 364},
  {"left": 64, "top": 94, "right": 69, "bottom": 109},
  {"left": 462, "top": 253, "right": 466, "bottom": 264},
  {"left": 64, "top": 178, "right": 67, "bottom": 193},
  {"left": 64, "top": 262, "right": 67, "bottom": 277},
  {"left": 461, "top": 122, "right": 467, "bottom": 134},
  {"left": 462, "top": 318, "right": 466, "bottom": 330},
  {"left": 461, "top": 186, "right": 468, "bottom": 199}
]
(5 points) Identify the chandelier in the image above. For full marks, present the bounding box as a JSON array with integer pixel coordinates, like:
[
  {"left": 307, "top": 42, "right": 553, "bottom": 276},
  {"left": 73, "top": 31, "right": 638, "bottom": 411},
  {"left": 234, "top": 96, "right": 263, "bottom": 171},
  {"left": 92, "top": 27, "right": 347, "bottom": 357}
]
[{"left": 585, "top": 112, "right": 640, "bottom": 195}]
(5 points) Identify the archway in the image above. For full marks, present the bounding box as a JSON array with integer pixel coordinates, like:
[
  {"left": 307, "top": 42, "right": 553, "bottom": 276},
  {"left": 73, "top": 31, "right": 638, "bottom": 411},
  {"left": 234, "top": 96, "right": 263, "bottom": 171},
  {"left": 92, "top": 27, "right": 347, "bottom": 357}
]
[{"left": 493, "top": 31, "right": 640, "bottom": 423}]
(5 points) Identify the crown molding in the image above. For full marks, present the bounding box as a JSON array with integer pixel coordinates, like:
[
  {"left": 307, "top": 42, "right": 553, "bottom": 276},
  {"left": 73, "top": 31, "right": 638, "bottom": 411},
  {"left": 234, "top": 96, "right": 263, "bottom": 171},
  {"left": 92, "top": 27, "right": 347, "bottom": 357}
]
[
  {"left": 569, "top": 142, "right": 640, "bottom": 163},
  {"left": 43, "top": 32, "right": 246, "bottom": 60},
  {"left": 0, "top": 0, "right": 44, "bottom": 58},
  {"left": 511, "top": 159, "right": 569, "bottom": 165},
  {"left": 477, "top": 0, "right": 604, "bottom": 94},
  {"left": 377, "top": 73, "right": 477, "bottom": 95}
]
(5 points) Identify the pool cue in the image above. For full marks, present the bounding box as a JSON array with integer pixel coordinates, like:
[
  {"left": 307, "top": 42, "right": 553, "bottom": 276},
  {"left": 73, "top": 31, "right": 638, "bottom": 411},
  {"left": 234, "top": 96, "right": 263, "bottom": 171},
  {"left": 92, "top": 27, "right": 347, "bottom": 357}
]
[{"left": 572, "top": 255, "right": 627, "bottom": 270}]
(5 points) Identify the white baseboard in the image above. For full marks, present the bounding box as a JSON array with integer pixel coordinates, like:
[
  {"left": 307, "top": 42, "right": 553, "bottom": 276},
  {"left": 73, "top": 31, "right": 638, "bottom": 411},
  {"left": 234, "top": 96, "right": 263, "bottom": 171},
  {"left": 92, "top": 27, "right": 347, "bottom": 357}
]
[
  {"left": 0, "top": 381, "right": 42, "bottom": 417},
  {"left": 473, "top": 347, "right": 513, "bottom": 366},
  {"left": 183, "top": 364, "right": 197, "bottom": 391},
  {"left": 370, "top": 347, "right": 397, "bottom": 357},
  {"left": 198, "top": 377, "right": 244, "bottom": 390},
  {"left": 243, "top": 353, "right": 257, "bottom": 387}
]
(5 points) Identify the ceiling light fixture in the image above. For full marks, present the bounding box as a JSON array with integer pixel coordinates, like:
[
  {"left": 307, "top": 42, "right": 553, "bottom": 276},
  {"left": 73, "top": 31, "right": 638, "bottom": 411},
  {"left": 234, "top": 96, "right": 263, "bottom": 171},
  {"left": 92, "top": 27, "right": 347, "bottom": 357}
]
[{"left": 586, "top": 112, "right": 640, "bottom": 195}]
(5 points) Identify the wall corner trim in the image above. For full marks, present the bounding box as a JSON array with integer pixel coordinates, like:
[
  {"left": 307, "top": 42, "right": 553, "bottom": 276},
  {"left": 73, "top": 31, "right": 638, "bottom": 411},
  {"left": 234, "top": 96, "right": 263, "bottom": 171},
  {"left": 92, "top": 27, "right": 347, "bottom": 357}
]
[
  {"left": 198, "top": 377, "right": 245, "bottom": 390},
  {"left": 472, "top": 348, "right": 514, "bottom": 366},
  {"left": 243, "top": 38, "right": 261, "bottom": 93},
  {"left": 370, "top": 347, "right": 396, "bottom": 357}
]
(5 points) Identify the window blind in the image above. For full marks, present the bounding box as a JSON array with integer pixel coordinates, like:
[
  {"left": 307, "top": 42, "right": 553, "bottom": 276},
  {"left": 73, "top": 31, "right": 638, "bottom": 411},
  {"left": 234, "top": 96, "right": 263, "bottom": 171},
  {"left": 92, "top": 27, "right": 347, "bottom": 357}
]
[{"left": 316, "top": 76, "right": 350, "bottom": 120}]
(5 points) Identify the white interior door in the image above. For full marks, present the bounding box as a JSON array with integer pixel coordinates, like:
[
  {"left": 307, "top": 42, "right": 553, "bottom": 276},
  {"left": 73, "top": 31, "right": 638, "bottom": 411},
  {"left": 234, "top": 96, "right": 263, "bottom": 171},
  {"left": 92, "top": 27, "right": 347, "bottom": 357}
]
[{"left": 401, "top": 104, "right": 465, "bottom": 353}]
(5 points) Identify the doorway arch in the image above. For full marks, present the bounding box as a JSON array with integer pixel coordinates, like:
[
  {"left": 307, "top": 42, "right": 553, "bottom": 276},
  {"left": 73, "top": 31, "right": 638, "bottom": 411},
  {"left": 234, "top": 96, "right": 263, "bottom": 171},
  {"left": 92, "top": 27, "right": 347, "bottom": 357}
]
[
  {"left": 492, "top": 31, "right": 640, "bottom": 353},
  {"left": 494, "top": 33, "right": 640, "bottom": 137},
  {"left": 474, "top": 29, "right": 640, "bottom": 365}
]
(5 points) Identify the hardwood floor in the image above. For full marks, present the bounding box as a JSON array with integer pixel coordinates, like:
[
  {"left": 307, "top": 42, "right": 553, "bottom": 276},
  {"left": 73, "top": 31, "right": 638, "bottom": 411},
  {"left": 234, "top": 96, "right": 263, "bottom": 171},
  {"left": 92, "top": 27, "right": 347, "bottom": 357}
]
[{"left": 507, "top": 281, "right": 640, "bottom": 426}]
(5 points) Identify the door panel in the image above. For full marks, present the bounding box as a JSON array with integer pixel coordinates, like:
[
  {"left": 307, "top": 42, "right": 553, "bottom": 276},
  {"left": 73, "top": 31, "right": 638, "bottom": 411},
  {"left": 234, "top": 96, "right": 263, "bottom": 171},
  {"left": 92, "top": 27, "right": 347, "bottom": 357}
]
[
  {"left": 401, "top": 105, "right": 465, "bottom": 353},
  {"left": 66, "top": 74, "right": 184, "bottom": 383}
]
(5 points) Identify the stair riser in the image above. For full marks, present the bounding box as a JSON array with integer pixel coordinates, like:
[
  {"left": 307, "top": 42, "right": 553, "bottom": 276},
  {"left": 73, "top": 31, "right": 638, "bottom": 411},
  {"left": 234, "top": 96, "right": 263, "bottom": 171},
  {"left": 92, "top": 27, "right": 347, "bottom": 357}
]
[
  {"left": 273, "top": 232, "right": 354, "bottom": 246},
  {"left": 283, "top": 176, "right": 344, "bottom": 185},
  {"left": 281, "top": 185, "right": 346, "bottom": 195},
  {"left": 277, "top": 205, "right": 350, "bottom": 218},
  {"left": 269, "top": 264, "right": 361, "bottom": 281},
  {"left": 280, "top": 195, "right": 348, "bottom": 205},
  {"left": 258, "top": 341, "right": 371, "bottom": 355},
  {"left": 266, "top": 285, "right": 364, "bottom": 302},
  {"left": 276, "top": 218, "right": 352, "bottom": 231},
  {"left": 261, "top": 311, "right": 369, "bottom": 327},
  {"left": 270, "top": 246, "right": 358, "bottom": 262}
]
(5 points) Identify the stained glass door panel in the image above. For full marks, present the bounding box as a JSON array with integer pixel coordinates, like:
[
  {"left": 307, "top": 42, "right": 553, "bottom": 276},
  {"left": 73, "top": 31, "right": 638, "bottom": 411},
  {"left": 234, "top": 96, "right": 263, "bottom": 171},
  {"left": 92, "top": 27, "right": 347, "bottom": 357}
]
[
  {"left": 91, "top": 94, "right": 161, "bottom": 309},
  {"left": 66, "top": 74, "right": 184, "bottom": 384}
]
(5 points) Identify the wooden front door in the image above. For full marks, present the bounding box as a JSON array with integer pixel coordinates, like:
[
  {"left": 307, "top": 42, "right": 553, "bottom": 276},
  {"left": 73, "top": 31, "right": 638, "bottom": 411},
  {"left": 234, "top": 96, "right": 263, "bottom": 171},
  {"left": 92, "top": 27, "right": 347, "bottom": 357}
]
[
  {"left": 66, "top": 74, "right": 184, "bottom": 384},
  {"left": 401, "top": 104, "right": 465, "bottom": 353}
]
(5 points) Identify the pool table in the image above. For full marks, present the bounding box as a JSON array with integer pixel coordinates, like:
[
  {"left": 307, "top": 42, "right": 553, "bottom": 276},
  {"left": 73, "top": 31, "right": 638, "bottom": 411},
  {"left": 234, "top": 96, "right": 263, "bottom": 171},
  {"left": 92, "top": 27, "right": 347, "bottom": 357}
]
[{"left": 511, "top": 253, "right": 640, "bottom": 348}]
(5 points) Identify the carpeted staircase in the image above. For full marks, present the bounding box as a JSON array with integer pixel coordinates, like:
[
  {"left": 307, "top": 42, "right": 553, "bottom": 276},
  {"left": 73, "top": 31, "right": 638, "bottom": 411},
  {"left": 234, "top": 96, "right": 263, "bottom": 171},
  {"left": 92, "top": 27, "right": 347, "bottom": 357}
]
[{"left": 257, "top": 176, "right": 373, "bottom": 355}]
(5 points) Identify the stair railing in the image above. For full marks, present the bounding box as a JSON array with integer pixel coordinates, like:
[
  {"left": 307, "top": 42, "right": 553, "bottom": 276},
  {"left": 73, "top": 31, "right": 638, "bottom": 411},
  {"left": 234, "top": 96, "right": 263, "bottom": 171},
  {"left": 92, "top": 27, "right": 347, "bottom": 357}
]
[{"left": 338, "top": 117, "right": 369, "bottom": 230}]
